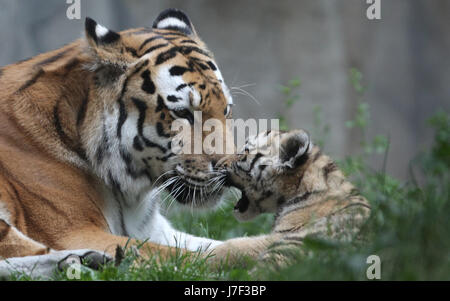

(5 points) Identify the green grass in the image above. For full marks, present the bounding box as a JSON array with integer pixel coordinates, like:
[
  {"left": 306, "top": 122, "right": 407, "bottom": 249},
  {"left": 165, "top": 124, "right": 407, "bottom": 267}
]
[{"left": 7, "top": 72, "right": 450, "bottom": 281}]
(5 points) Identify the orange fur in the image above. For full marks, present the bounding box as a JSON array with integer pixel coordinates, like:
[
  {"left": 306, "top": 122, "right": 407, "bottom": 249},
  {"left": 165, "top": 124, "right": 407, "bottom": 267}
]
[{"left": 0, "top": 12, "right": 232, "bottom": 261}]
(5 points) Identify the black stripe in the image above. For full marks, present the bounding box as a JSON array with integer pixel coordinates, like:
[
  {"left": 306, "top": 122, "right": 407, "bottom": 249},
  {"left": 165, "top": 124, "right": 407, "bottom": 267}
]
[
  {"left": 169, "top": 66, "right": 189, "bottom": 76},
  {"left": 197, "top": 62, "right": 210, "bottom": 70},
  {"left": 157, "top": 153, "right": 175, "bottom": 162},
  {"left": 171, "top": 109, "right": 194, "bottom": 125},
  {"left": 131, "top": 97, "right": 147, "bottom": 135},
  {"left": 156, "top": 30, "right": 188, "bottom": 37},
  {"left": 155, "top": 94, "right": 166, "bottom": 112},
  {"left": 53, "top": 102, "right": 87, "bottom": 161},
  {"left": 16, "top": 68, "right": 44, "bottom": 93},
  {"left": 116, "top": 61, "right": 148, "bottom": 139},
  {"left": 142, "top": 137, "right": 167, "bottom": 153},
  {"left": 140, "top": 70, "right": 155, "bottom": 94},
  {"left": 131, "top": 97, "right": 168, "bottom": 153},
  {"left": 63, "top": 58, "right": 80, "bottom": 74},
  {"left": 119, "top": 148, "right": 133, "bottom": 170},
  {"left": 156, "top": 122, "right": 171, "bottom": 138},
  {"left": 77, "top": 91, "right": 89, "bottom": 127},
  {"left": 133, "top": 136, "right": 144, "bottom": 151},
  {"left": 35, "top": 48, "right": 73, "bottom": 67},
  {"left": 167, "top": 95, "right": 181, "bottom": 102},
  {"left": 138, "top": 35, "right": 165, "bottom": 51},
  {"left": 249, "top": 153, "right": 264, "bottom": 171},
  {"left": 178, "top": 46, "right": 211, "bottom": 58},
  {"left": 0, "top": 165, "right": 73, "bottom": 228},
  {"left": 207, "top": 61, "right": 217, "bottom": 71},
  {"left": 180, "top": 39, "right": 197, "bottom": 44},
  {"left": 0, "top": 219, "right": 10, "bottom": 241},
  {"left": 108, "top": 172, "right": 128, "bottom": 236},
  {"left": 125, "top": 47, "right": 138, "bottom": 58},
  {"left": 142, "top": 43, "right": 169, "bottom": 56},
  {"left": 155, "top": 45, "right": 211, "bottom": 66},
  {"left": 95, "top": 124, "right": 109, "bottom": 164},
  {"left": 256, "top": 164, "right": 267, "bottom": 181},
  {"left": 176, "top": 83, "right": 188, "bottom": 91},
  {"left": 117, "top": 97, "right": 127, "bottom": 139},
  {"left": 323, "top": 161, "right": 338, "bottom": 181},
  {"left": 155, "top": 47, "right": 178, "bottom": 65}
]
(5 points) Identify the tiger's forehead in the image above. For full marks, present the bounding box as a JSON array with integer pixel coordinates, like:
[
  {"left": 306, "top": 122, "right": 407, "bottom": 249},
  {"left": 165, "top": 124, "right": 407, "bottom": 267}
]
[{"left": 121, "top": 28, "right": 232, "bottom": 110}]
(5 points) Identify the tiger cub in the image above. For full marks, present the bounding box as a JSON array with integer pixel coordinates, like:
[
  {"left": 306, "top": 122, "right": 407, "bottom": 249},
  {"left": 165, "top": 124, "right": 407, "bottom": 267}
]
[{"left": 211, "top": 129, "right": 371, "bottom": 262}]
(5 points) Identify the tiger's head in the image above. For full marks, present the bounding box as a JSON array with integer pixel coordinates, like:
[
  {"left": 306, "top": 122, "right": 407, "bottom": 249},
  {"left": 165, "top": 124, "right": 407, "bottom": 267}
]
[
  {"left": 82, "top": 9, "right": 233, "bottom": 208},
  {"left": 220, "top": 130, "right": 314, "bottom": 221}
]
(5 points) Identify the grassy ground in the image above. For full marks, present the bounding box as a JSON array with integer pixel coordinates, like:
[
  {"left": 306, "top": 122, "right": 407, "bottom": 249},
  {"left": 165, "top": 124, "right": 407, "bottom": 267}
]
[{"left": 8, "top": 73, "right": 450, "bottom": 281}]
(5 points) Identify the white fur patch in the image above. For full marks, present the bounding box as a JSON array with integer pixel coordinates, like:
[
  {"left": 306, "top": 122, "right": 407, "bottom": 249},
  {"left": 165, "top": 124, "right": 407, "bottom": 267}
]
[
  {"left": 0, "top": 249, "right": 108, "bottom": 279},
  {"left": 154, "top": 65, "right": 190, "bottom": 110},
  {"left": 0, "top": 202, "right": 10, "bottom": 225},
  {"left": 156, "top": 17, "right": 188, "bottom": 30},
  {"left": 95, "top": 24, "right": 109, "bottom": 37}
]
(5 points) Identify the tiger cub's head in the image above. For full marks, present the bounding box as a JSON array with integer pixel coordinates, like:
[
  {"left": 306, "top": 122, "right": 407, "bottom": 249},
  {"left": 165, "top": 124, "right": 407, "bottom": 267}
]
[
  {"left": 83, "top": 9, "right": 233, "bottom": 208},
  {"left": 220, "top": 130, "right": 317, "bottom": 221}
]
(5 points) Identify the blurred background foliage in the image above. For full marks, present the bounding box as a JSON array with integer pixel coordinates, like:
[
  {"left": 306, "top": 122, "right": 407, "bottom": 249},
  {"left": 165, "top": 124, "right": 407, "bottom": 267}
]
[
  {"left": 1, "top": 0, "right": 449, "bottom": 280},
  {"left": 0, "top": 0, "right": 449, "bottom": 179}
]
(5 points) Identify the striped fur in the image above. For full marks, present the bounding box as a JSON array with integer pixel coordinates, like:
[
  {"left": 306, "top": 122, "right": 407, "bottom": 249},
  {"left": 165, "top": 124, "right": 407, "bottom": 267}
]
[
  {"left": 211, "top": 130, "right": 371, "bottom": 263},
  {"left": 0, "top": 9, "right": 232, "bottom": 263}
]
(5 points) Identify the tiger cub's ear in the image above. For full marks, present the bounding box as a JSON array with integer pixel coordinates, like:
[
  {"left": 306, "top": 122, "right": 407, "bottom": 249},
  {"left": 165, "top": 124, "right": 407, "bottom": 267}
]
[
  {"left": 152, "top": 8, "right": 197, "bottom": 36},
  {"left": 84, "top": 17, "right": 134, "bottom": 69},
  {"left": 279, "top": 130, "right": 311, "bottom": 168}
]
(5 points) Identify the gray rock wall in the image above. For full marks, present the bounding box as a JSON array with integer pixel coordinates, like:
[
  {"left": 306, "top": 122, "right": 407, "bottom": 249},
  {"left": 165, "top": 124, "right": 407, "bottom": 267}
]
[{"left": 0, "top": 0, "right": 448, "bottom": 179}]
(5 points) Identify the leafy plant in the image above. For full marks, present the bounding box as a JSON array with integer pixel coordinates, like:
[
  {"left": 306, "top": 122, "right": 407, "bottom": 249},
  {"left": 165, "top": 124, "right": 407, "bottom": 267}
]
[{"left": 278, "top": 77, "right": 301, "bottom": 131}]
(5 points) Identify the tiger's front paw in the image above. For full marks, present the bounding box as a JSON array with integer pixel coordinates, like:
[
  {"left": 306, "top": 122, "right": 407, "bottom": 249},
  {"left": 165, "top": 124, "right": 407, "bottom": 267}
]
[
  {"left": 56, "top": 249, "right": 112, "bottom": 271},
  {"left": 205, "top": 235, "right": 279, "bottom": 268}
]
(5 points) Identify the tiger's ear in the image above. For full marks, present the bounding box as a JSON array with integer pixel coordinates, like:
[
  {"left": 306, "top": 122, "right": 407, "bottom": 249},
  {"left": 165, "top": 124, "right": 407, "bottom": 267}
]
[
  {"left": 152, "top": 8, "right": 197, "bottom": 36},
  {"left": 84, "top": 17, "right": 133, "bottom": 69},
  {"left": 85, "top": 17, "right": 120, "bottom": 45},
  {"left": 279, "top": 130, "right": 311, "bottom": 168}
]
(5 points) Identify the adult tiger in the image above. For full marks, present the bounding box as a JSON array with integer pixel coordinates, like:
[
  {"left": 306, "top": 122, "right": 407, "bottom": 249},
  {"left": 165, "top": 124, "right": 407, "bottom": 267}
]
[{"left": 0, "top": 8, "right": 234, "bottom": 272}]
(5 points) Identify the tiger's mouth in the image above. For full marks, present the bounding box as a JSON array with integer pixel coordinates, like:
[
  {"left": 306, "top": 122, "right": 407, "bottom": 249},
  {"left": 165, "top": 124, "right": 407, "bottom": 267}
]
[
  {"left": 222, "top": 173, "right": 251, "bottom": 214},
  {"left": 163, "top": 166, "right": 227, "bottom": 208},
  {"left": 234, "top": 191, "right": 250, "bottom": 213}
]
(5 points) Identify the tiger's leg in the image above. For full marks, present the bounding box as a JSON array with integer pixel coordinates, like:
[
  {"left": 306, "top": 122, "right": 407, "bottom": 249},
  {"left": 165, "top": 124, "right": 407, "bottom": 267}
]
[
  {"left": 207, "top": 234, "right": 283, "bottom": 267},
  {"left": 143, "top": 210, "right": 222, "bottom": 252},
  {"left": 0, "top": 219, "right": 51, "bottom": 258},
  {"left": 0, "top": 219, "right": 110, "bottom": 279},
  {"left": 60, "top": 226, "right": 191, "bottom": 262}
]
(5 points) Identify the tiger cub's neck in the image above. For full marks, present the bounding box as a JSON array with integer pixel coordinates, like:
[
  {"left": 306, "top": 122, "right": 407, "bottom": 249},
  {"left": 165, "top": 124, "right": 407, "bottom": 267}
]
[{"left": 273, "top": 146, "right": 369, "bottom": 233}]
